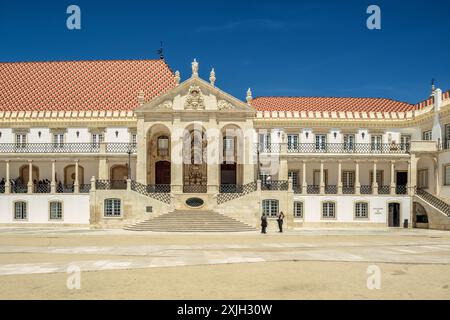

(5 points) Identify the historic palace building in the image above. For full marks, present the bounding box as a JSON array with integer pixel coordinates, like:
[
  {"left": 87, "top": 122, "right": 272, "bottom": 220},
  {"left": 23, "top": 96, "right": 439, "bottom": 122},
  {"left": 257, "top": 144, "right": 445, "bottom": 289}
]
[{"left": 1, "top": 58, "right": 450, "bottom": 231}]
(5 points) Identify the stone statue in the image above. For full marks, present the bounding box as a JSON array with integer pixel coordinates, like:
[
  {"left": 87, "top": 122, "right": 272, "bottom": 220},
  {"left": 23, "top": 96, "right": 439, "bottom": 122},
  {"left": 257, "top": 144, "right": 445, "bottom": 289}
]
[{"left": 192, "top": 59, "right": 199, "bottom": 77}]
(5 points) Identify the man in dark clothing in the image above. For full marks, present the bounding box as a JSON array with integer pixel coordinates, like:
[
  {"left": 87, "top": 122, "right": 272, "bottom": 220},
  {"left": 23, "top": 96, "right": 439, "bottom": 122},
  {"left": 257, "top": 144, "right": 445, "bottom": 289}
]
[
  {"left": 277, "top": 211, "right": 285, "bottom": 233},
  {"left": 261, "top": 215, "right": 268, "bottom": 234}
]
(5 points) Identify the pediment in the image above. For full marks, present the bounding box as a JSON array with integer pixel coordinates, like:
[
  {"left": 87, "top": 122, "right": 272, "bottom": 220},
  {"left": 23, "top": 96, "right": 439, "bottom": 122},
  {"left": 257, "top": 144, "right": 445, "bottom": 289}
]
[{"left": 135, "top": 76, "right": 254, "bottom": 115}]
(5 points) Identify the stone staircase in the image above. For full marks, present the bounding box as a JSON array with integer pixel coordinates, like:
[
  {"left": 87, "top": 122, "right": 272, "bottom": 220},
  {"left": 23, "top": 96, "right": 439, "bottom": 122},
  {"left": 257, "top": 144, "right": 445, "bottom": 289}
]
[{"left": 124, "top": 210, "right": 257, "bottom": 232}]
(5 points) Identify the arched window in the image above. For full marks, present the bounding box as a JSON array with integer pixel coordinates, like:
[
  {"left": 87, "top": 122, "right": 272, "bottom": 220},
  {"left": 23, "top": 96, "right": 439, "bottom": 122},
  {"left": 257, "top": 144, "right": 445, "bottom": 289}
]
[
  {"left": 355, "top": 202, "right": 369, "bottom": 219},
  {"left": 322, "top": 201, "right": 336, "bottom": 219},
  {"left": 262, "top": 199, "right": 279, "bottom": 217},
  {"left": 104, "top": 199, "right": 121, "bottom": 217},
  {"left": 293, "top": 201, "right": 303, "bottom": 218},
  {"left": 49, "top": 201, "right": 63, "bottom": 220},
  {"left": 14, "top": 201, "right": 27, "bottom": 220}
]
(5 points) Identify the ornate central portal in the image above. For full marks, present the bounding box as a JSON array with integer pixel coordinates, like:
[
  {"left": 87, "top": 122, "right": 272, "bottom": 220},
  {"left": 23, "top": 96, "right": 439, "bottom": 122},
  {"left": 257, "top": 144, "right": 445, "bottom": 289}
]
[{"left": 183, "top": 127, "right": 207, "bottom": 193}]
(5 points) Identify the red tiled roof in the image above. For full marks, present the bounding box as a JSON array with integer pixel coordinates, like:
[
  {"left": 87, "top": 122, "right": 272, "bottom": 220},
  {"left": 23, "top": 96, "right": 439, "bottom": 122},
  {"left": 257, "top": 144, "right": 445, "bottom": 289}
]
[
  {"left": 0, "top": 59, "right": 176, "bottom": 111},
  {"left": 252, "top": 97, "right": 415, "bottom": 113}
]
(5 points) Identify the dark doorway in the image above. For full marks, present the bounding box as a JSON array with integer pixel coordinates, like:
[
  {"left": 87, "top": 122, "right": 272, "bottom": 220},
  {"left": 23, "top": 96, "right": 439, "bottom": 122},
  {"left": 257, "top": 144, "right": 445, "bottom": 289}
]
[
  {"left": 155, "top": 161, "right": 171, "bottom": 185},
  {"left": 396, "top": 171, "right": 408, "bottom": 194},
  {"left": 388, "top": 203, "right": 401, "bottom": 227},
  {"left": 221, "top": 163, "right": 237, "bottom": 185}
]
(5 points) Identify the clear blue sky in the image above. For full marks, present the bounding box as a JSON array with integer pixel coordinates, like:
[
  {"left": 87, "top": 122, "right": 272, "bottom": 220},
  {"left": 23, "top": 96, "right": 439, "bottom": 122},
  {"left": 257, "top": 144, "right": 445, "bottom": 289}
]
[{"left": 1, "top": 0, "right": 449, "bottom": 103}]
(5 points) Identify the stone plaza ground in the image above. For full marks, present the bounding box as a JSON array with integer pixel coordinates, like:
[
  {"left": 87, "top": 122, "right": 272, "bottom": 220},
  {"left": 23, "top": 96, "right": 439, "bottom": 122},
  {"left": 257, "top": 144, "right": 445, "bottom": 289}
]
[{"left": 0, "top": 227, "right": 450, "bottom": 299}]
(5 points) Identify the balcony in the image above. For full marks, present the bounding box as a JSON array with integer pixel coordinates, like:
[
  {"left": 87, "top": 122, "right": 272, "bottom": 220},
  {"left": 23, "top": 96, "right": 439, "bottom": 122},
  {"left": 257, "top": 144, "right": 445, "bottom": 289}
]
[
  {"left": 256, "top": 143, "right": 410, "bottom": 154},
  {"left": 0, "top": 143, "right": 137, "bottom": 154}
]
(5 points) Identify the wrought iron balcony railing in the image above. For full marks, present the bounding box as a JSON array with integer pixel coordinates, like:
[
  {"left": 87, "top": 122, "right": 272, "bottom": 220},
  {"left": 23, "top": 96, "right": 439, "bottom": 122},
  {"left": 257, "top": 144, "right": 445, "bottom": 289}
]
[
  {"left": 0, "top": 185, "right": 4, "bottom": 193},
  {"left": 307, "top": 185, "right": 320, "bottom": 194},
  {"left": 183, "top": 185, "right": 207, "bottom": 193},
  {"left": 130, "top": 181, "right": 171, "bottom": 204},
  {"left": 396, "top": 185, "right": 408, "bottom": 195},
  {"left": 255, "top": 143, "right": 409, "bottom": 154},
  {"left": 261, "top": 180, "right": 288, "bottom": 191},
  {"left": 293, "top": 185, "right": 302, "bottom": 194},
  {"left": 96, "top": 180, "right": 127, "bottom": 190},
  {"left": 219, "top": 184, "right": 244, "bottom": 193},
  {"left": 360, "top": 185, "right": 372, "bottom": 195},
  {"left": 325, "top": 185, "right": 337, "bottom": 194},
  {"left": 56, "top": 184, "right": 74, "bottom": 193},
  {"left": 0, "top": 143, "right": 137, "bottom": 154},
  {"left": 342, "top": 186, "right": 355, "bottom": 195},
  {"left": 217, "top": 182, "right": 257, "bottom": 204},
  {"left": 416, "top": 188, "right": 450, "bottom": 217},
  {"left": 378, "top": 185, "right": 391, "bottom": 195}
]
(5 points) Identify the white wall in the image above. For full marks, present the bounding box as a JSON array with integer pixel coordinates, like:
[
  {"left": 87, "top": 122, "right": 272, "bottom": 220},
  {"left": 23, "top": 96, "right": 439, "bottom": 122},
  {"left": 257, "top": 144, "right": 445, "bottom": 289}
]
[
  {"left": 0, "top": 194, "right": 90, "bottom": 224},
  {"left": 293, "top": 195, "right": 410, "bottom": 224}
]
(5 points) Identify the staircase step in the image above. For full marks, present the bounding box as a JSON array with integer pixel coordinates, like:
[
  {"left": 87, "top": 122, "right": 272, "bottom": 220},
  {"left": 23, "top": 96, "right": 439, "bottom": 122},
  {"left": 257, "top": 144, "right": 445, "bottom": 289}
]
[{"left": 124, "top": 210, "right": 256, "bottom": 232}]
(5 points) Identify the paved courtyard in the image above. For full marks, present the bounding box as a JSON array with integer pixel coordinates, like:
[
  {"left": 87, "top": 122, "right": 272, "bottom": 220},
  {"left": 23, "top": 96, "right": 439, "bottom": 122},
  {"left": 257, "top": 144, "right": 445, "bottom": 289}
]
[{"left": 0, "top": 227, "right": 450, "bottom": 299}]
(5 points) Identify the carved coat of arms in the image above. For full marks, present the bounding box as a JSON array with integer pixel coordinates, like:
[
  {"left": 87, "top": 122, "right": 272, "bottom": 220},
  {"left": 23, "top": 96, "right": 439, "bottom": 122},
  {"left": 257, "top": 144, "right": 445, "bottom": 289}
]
[{"left": 184, "top": 85, "right": 205, "bottom": 110}]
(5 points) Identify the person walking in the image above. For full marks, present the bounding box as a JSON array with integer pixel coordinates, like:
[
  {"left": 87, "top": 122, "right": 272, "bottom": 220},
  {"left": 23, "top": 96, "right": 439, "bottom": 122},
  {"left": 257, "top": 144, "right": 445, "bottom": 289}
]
[
  {"left": 261, "top": 214, "right": 268, "bottom": 234},
  {"left": 277, "top": 211, "right": 285, "bottom": 233}
]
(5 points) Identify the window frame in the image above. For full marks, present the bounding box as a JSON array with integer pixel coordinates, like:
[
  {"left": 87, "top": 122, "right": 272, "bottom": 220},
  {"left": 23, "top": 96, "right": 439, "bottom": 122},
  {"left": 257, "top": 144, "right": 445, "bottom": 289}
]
[
  {"left": 354, "top": 201, "right": 369, "bottom": 220},
  {"left": 293, "top": 201, "right": 304, "bottom": 218},
  {"left": 262, "top": 199, "right": 279, "bottom": 218},
  {"left": 13, "top": 201, "right": 28, "bottom": 221},
  {"left": 287, "top": 134, "right": 299, "bottom": 151},
  {"left": 49, "top": 201, "right": 63, "bottom": 220},
  {"left": 321, "top": 201, "right": 336, "bottom": 219},
  {"left": 422, "top": 130, "right": 432, "bottom": 141},
  {"left": 104, "top": 198, "right": 122, "bottom": 217},
  {"left": 444, "top": 164, "right": 450, "bottom": 186},
  {"left": 417, "top": 169, "right": 429, "bottom": 189}
]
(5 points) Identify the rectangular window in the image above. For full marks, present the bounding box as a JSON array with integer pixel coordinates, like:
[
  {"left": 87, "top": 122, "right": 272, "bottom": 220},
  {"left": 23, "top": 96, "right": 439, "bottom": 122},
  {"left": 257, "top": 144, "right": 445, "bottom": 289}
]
[
  {"left": 287, "top": 134, "right": 299, "bottom": 151},
  {"left": 342, "top": 171, "right": 355, "bottom": 187},
  {"left": 315, "top": 135, "right": 326, "bottom": 151},
  {"left": 343, "top": 134, "right": 355, "bottom": 151},
  {"left": 15, "top": 134, "right": 27, "bottom": 148},
  {"left": 445, "top": 165, "right": 450, "bottom": 186},
  {"left": 422, "top": 130, "right": 432, "bottom": 141},
  {"left": 223, "top": 136, "right": 234, "bottom": 158},
  {"left": 370, "top": 170, "right": 384, "bottom": 186},
  {"left": 259, "top": 133, "right": 271, "bottom": 151},
  {"left": 417, "top": 169, "right": 428, "bottom": 189},
  {"left": 400, "top": 135, "right": 411, "bottom": 151},
  {"left": 355, "top": 202, "right": 368, "bottom": 219},
  {"left": 49, "top": 202, "right": 63, "bottom": 220},
  {"left": 262, "top": 200, "right": 279, "bottom": 217},
  {"left": 131, "top": 133, "right": 137, "bottom": 147},
  {"left": 259, "top": 172, "right": 271, "bottom": 184},
  {"left": 371, "top": 135, "right": 382, "bottom": 151},
  {"left": 14, "top": 202, "right": 27, "bottom": 220},
  {"left": 157, "top": 136, "right": 169, "bottom": 157},
  {"left": 288, "top": 171, "right": 299, "bottom": 186},
  {"left": 92, "top": 133, "right": 104, "bottom": 146},
  {"left": 53, "top": 133, "right": 64, "bottom": 148},
  {"left": 322, "top": 202, "right": 336, "bottom": 219},
  {"left": 104, "top": 199, "right": 121, "bottom": 217},
  {"left": 293, "top": 202, "right": 303, "bottom": 218}
]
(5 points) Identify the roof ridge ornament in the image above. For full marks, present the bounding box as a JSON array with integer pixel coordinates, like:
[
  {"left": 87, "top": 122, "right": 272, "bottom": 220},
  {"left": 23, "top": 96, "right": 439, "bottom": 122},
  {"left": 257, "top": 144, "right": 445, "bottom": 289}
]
[
  {"left": 246, "top": 88, "right": 253, "bottom": 104},
  {"left": 191, "top": 59, "right": 199, "bottom": 77},
  {"left": 174, "top": 70, "right": 181, "bottom": 86},
  {"left": 209, "top": 68, "right": 216, "bottom": 86}
]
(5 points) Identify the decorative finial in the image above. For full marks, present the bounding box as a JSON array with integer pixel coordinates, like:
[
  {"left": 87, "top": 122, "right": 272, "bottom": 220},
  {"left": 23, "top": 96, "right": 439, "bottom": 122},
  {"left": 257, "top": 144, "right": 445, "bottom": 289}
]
[
  {"left": 174, "top": 71, "right": 180, "bottom": 86},
  {"left": 137, "top": 91, "right": 145, "bottom": 106},
  {"left": 246, "top": 88, "right": 253, "bottom": 104},
  {"left": 156, "top": 41, "right": 164, "bottom": 60},
  {"left": 192, "top": 59, "right": 199, "bottom": 77},
  {"left": 209, "top": 68, "right": 216, "bottom": 86},
  {"left": 432, "top": 78, "right": 436, "bottom": 92}
]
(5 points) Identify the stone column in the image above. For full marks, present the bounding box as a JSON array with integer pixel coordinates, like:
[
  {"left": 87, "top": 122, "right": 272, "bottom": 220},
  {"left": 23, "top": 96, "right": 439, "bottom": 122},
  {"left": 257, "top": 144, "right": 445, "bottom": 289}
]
[
  {"left": 337, "top": 160, "right": 342, "bottom": 195},
  {"left": 408, "top": 154, "right": 418, "bottom": 196},
  {"left": 171, "top": 133, "right": 183, "bottom": 194},
  {"left": 74, "top": 160, "right": 80, "bottom": 194},
  {"left": 243, "top": 126, "right": 255, "bottom": 185},
  {"left": 5, "top": 160, "right": 10, "bottom": 194},
  {"left": 27, "top": 160, "right": 33, "bottom": 193},
  {"left": 372, "top": 161, "right": 378, "bottom": 195},
  {"left": 51, "top": 160, "right": 56, "bottom": 193},
  {"left": 207, "top": 133, "right": 219, "bottom": 194},
  {"left": 136, "top": 118, "right": 147, "bottom": 185},
  {"left": 302, "top": 160, "right": 307, "bottom": 194},
  {"left": 390, "top": 160, "right": 396, "bottom": 195},
  {"left": 319, "top": 160, "right": 325, "bottom": 195},
  {"left": 355, "top": 160, "right": 361, "bottom": 195},
  {"left": 98, "top": 158, "right": 108, "bottom": 180}
]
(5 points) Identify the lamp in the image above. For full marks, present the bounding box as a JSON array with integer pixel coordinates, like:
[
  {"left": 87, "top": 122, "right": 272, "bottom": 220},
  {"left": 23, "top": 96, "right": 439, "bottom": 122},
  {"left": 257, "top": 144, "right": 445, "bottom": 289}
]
[
  {"left": 76, "top": 131, "right": 80, "bottom": 138},
  {"left": 362, "top": 132, "right": 366, "bottom": 139}
]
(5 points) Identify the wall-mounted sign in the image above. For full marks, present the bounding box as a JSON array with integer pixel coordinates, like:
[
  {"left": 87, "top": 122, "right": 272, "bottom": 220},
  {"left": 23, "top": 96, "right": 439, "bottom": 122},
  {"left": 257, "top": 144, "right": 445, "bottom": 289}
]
[{"left": 373, "top": 208, "right": 384, "bottom": 215}]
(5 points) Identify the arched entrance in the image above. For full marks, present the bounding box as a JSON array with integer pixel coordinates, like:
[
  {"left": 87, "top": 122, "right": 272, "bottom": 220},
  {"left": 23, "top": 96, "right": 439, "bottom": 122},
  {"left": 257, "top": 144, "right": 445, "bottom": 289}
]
[
  {"left": 20, "top": 165, "right": 39, "bottom": 184},
  {"left": 155, "top": 161, "right": 171, "bottom": 185},
  {"left": 388, "top": 202, "right": 401, "bottom": 227},
  {"left": 183, "top": 124, "right": 207, "bottom": 193},
  {"left": 413, "top": 202, "right": 429, "bottom": 229},
  {"left": 220, "top": 124, "right": 243, "bottom": 189},
  {"left": 146, "top": 124, "right": 171, "bottom": 185},
  {"left": 64, "top": 165, "right": 85, "bottom": 185}
]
